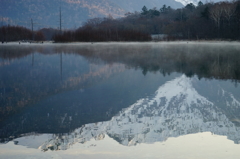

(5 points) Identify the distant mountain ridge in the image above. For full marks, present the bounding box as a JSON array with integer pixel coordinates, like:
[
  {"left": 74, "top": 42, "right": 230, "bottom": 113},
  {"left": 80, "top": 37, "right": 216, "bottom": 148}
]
[
  {"left": 108, "top": 0, "right": 183, "bottom": 12},
  {"left": 0, "top": 0, "right": 184, "bottom": 29},
  {"left": 176, "top": 0, "right": 223, "bottom": 6},
  {"left": 0, "top": 0, "right": 225, "bottom": 29}
]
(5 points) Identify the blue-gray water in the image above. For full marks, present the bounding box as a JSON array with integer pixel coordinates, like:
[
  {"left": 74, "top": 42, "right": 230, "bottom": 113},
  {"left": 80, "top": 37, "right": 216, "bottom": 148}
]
[{"left": 0, "top": 42, "right": 240, "bottom": 158}]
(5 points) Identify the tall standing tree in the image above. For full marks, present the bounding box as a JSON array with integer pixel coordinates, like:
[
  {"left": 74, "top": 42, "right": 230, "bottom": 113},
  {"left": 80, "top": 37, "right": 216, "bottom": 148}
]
[
  {"left": 185, "top": 3, "right": 196, "bottom": 11},
  {"left": 160, "top": 5, "right": 167, "bottom": 13},
  {"left": 209, "top": 3, "right": 223, "bottom": 38},
  {"left": 222, "top": 2, "right": 236, "bottom": 26},
  {"left": 141, "top": 6, "right": 148, "bottom": 15},
  {"left": 198, "top": 1, "right": 204, "bottom": 7}
]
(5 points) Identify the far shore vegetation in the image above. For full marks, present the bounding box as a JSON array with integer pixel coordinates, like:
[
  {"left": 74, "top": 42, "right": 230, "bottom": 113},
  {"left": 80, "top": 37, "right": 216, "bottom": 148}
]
[{"left": 1, "top": 1, "right": 240, "bottom": 42}]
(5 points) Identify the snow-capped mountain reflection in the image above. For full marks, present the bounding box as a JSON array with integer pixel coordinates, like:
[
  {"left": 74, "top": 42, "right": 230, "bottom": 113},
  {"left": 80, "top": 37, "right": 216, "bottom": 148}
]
[{"left": 19, "top": 75, "right": 240, "bottom": 151}]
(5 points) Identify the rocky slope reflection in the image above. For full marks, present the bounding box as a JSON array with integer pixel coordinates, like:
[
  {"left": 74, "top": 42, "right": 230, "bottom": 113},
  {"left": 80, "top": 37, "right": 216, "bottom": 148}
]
[{"left": 24, "top": 75, "right": 240, "bottom": 151}]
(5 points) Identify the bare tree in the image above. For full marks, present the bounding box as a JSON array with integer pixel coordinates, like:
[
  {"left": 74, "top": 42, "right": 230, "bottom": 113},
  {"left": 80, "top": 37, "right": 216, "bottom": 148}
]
[
  {"left": 209, "top": 3, "right": 224, "bottom": 37},
  {"left": 84, "top": 18, "right": 103, "bottom": 27},
  {"left": 222, "top": 2, "right": 236, "bottom": 26}
]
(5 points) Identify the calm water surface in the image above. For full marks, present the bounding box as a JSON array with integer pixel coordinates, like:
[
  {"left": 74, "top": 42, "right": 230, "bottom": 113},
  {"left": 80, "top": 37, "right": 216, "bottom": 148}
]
[{"left": 0, "top": 42, "right": 240, "bottom": 158}]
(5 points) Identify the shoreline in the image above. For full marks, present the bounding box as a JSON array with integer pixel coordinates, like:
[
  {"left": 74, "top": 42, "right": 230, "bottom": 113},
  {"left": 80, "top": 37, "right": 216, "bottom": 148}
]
[{"left": 1, "top": 40, "right": 240, "bottom": 46}]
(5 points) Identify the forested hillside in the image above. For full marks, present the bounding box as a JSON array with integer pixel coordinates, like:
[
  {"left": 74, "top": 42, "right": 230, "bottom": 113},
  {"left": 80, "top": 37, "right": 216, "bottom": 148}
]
[
  {"left": 1, "top": 1, "right": 240, "bottom": 42},
  {"left": 54, "top": 1, "right": 240, "bottom": 41},
  {"left": 0, "top": 0, "right": 182, "bottom": 29}
]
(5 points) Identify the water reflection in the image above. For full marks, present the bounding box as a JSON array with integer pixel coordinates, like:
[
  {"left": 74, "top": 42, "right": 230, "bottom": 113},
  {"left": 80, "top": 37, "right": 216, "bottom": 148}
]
[
  {"left": 1, "top": 42, "right": 240, "bottom": 81},
  {"left": 1, "top": 42, "right": 240, "bottom": 156},
  {"left": 17, "top": 75, "right": 238, "bottom": 151}
]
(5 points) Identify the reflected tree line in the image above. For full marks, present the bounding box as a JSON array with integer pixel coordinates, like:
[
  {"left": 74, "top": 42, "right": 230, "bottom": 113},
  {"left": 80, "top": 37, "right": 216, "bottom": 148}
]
[
  {"left": 1, "top": 44, "right": 240, "bottom": 81},
  {"left": 0, "top": 47, "right": 125, "bottom": 126},
  {"left": 73, "top": 44, "right": 240, "bottom": 82}
]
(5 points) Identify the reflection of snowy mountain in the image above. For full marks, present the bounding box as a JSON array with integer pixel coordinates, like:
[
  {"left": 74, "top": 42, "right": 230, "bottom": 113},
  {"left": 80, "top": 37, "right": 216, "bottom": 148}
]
[{"left": 15, "top": 75, "right": 240, "bottom": 151}]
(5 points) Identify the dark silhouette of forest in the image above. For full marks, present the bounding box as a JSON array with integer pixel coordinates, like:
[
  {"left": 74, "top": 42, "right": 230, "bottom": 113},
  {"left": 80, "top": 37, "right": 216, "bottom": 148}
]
[
  {"left": 52, "top": 0, "right": 240, "bottom": 41},
  {"left": 1, "top": 1, "right": 240, "bottom": 42},
  {"left": 0, "top": 26, "right": 45, "bottom": 42}
]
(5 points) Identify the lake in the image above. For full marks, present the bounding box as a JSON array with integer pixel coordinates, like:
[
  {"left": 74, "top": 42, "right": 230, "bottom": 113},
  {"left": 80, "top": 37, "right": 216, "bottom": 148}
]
[{"left": 0, "top": 41, "right": 240, "bottom": 158}]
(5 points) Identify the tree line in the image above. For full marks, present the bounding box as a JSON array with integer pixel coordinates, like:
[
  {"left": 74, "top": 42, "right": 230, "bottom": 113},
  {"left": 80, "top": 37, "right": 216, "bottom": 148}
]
[
  {"left": 1, "top": 0, "right": 240, "bottom": 42},
  {"left": 0, "top": 26, "right": 45, "bottom": 42},
  {"left": 53, "top": 13, "right": 153, "bottom": 42},
  {"left": 54, "top": 0, "right": 240, "bottom": 41}
]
